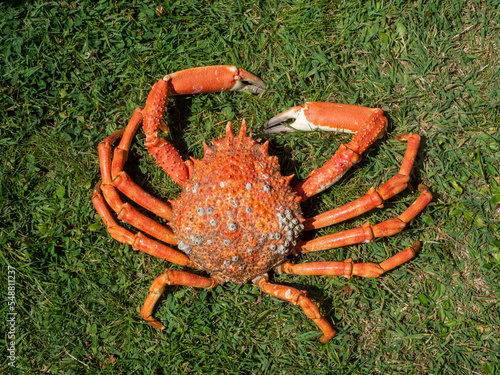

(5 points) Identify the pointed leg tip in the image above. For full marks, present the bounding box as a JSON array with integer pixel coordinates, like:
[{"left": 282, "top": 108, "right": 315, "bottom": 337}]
[
  {"left": 412, "top": 241, "right": 422, "bottom": 251},
  {"left": 319, "top": 331, "right": 336, "bottom": 343},
  {"left": 418, "top": 184, "right": 430, "bottom": 193}
]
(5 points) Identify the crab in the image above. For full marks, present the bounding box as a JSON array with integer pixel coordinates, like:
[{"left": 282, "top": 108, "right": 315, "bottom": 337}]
[{"left": 92, "top": 65, "right": 432, "bottom": 343}]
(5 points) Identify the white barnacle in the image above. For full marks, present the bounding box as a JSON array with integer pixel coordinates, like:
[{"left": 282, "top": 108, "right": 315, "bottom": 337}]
[
  {"left": 223, "top": 239, "right": 232, "bottom": 246},
  {"left": 245, "top": 182, "right": 252, "bottom": 191},
  {"left": 220, "top": 181, "right": 225, "bottom": 188},
  {"left": 197, "top": 207, "right": 205, "bottom": 216},
  {"left": 228, "top": 222, "right": 238, "bottom": 231},
  {"left": 245, "top": 206, "right": 252, "bottom": 214},
  {"left": 270, "top": 244, "right": 277, "bottom": 251},
  {"left": 210, "top": 218, "right": 217, "bottom": 227},
  {"left": 247, "top": 248, "right": 254, "bottom": 254},
  {"left": 178, "top": 241, "right": 193, "bottom": 254},
  {"left": 190, "top": 234, "right": 205, "bottom": 246},
  {"left": 262, "top": 184, "right": 271, "bottom": 193},
  {"left": 230, "top": 199, "right": 238, "bottom": 207},
  {"left": 207, "top": 207, "right": 214, "bottom": 215},
  {"left": 192, "top": 183, "right": 200, "bottom": 194},
  {"left": 231, "top": 255, "right": 239, "bottom": 262}
]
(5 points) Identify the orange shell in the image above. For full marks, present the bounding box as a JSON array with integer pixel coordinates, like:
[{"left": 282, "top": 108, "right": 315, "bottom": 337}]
[{"left": 171, "top": 123, "right": 303, "bottom": 284}]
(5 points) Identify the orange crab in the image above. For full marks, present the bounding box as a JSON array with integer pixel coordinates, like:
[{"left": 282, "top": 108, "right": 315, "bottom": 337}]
[{"left": 92, "top": 65, "right": 431, "bottom": 342}]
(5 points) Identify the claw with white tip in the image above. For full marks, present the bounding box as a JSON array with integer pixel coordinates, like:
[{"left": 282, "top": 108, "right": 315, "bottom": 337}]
[{"left": 264, "top": 102, "right": 386, "bottom": 135}]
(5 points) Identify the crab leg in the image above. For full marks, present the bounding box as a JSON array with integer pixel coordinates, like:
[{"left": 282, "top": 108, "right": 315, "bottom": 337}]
[
  {"left": 142, "top": 65, "right": 266, "bottom": 186},
  {"left": 297, "top": 185, "right": 432, "bottom": 253},
  {"left": 97, "top": 124, "right": 176, "bottom": 245},
  {"left": 264, "top": 102, "right": 388, "bottom": 201},
  {"left": 98, "top": 108, "right": 173, "bottom": 221},
  {"left": 277, "top": 241, "right": 421, "bottom": 279},
  {"left": 255, "top": 276, "right": 336, "bottom": 343},
  {"left": 304, "top": 133, "right": 421, "bottom": 230},
  {"left": 140, "top": 270, "right": 218, "bottom": 330},
  {"left": 92, "top": 184, "right": 192, "bottom": 266}
]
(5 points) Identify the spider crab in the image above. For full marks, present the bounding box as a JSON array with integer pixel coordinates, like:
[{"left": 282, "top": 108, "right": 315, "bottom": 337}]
[{"left": 92, "top": 65, "right": 431, "bottom": 342}]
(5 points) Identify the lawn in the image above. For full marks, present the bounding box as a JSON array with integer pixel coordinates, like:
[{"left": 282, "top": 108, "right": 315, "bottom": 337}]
[{"left": 1, "top": 0, "right": 499, "bottom": 374}]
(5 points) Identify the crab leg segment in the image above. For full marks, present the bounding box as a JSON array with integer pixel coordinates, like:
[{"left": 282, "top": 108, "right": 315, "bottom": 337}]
[
  {"left": 98, "top": 109, "right": 173, "bottom": 221},
  {"left": 92, "top": 184, "right": 192, "bottom": 266},
  {"left": 298, "top": 185, "right": 432, "bottom": 253},
  {"left": 99, "top": 137, "right": 177, "bottom": 245},
  {"left": 265, "top": 102, "right": 388, "bottom": 201},
  {"left": 142, "top": 66, "right": 266, "bottom": 186},
  {"left": 140, "top": 270, "right": 218, "bottom": 330},
  {"left": 97, "top": 126, "right": 176, "bottom": 245},
  {"left": 278, "top": 241, "right": 421, "bottom": 279},
  {"left": 256, "top": 277, "right": 336, "bottom": 343},
  {"left": 305, "top": 134, "right": 421, "bottom": 230}
]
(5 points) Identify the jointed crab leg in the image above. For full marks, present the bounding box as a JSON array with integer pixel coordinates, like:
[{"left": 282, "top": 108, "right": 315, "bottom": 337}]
[
  {"left": 265, "top": 102, "right": 388, "bottom": 201},
  {"left": 304, "top": 133, "right": 421, "bottom": 230},
  {"left": 140, "top": 270, "right": 219, "bottom": 330},
  {"left": 92, "top": 184, "right": 192, "bottom": 266},
  {"left": 277, "top": 241, "right": 421, "bottom": 279},
  {"left": 255, "top": 276, "right": 336, "bottom": 343},
  {"left": 297, "top": 185, "right": 431, "bottom": 253},
  {"left": 97, "top": 122, "right": 176, "bottom": 245},
  {"left": 98, "top": 109, "right": 173, "bottom": 221},
  {"left": 143, "top": 65, "right": 267, "bottom": 186}
]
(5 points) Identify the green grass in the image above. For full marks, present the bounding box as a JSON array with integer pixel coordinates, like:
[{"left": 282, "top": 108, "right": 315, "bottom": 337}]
[{"left": 1, "top": 0, "right": 499, "bottom": 373}]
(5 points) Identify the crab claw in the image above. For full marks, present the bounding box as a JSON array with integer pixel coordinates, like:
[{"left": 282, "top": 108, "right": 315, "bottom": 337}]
[
  {"left": 164, "top": 66, "right": 266, "bottom": 95},
  {"left": 230, "top": 67, "right": 267, "bottom": 94},
  {"left": 264, "top": 102, "right": 384, "bottom": 135},
  {"left": 263, "top": 105, "right": 306, "bottom": 133}
]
